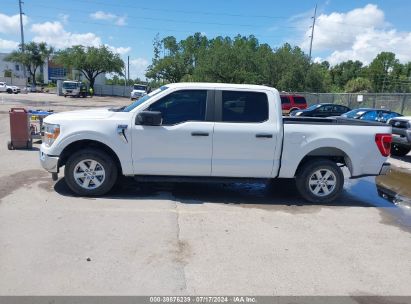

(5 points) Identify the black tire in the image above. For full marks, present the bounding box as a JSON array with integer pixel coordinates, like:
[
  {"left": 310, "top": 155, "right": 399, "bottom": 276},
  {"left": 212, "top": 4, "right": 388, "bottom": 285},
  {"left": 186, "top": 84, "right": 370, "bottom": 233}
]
[
  {"left": 7, "top": 141, "right": 14, "bottom": 150},
  {"left": 391, "top": 144, "right": 410, "bottom": 157},
  {"left": 295, "top": 159, "right": 344, "bottom": 203},
  {"left": 7, "top": 89, "right": 12, "bottom": 94},
  {"left": 64, "top": 149, "right": 118, "bottom": 196}
]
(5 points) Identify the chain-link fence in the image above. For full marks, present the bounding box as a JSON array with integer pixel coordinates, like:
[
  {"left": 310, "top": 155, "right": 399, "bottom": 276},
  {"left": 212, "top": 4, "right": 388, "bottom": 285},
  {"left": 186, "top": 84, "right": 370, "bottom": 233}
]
[
  {"left": 296, "top": 93, "right": 411, "bottom": 115},
  {"left": 93, "top": 84, "right": 132, "bottom": 98}
]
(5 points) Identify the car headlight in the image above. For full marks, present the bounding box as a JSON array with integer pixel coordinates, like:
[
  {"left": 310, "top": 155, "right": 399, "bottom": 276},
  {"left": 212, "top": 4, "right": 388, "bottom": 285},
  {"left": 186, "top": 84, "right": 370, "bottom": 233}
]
[
  {"left": 295, "top": 112, "right": 303, "bottom": 116},
  {"left": 43, "top": 123, "right": 60, "bottom": 147}
]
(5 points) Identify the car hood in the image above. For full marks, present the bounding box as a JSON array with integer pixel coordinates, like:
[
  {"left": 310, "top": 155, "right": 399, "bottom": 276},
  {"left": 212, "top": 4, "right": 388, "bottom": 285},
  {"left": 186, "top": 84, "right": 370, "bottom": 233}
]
[{"left": 44, "top": 108, "right": 116, "bottom": 124}]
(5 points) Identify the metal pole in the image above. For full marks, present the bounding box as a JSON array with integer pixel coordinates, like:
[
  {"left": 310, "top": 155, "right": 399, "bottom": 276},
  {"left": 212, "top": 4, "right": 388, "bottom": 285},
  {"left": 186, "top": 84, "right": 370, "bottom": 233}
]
[
  {"left": 127, "top": 55, "right": 130, "bottom": 85},
  {"left": 18, "top": 0, "right": 28, "bottom": 93},
  {"left": 308, "top": 4, "right": 317, "bottom": 61}
]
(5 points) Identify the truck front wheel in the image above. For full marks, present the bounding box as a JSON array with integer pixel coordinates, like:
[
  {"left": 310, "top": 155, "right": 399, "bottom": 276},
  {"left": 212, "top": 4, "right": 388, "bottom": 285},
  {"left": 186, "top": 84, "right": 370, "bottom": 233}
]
[
  {"left": 295, "top": 159, "right": 344, "bottom": 203},
  {"left": 64, "top": 149, "right": 118, "bottom": 196}
]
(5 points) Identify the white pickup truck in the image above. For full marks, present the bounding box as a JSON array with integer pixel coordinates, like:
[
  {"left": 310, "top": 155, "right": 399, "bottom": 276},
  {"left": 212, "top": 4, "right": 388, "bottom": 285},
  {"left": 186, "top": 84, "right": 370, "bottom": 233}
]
[
  {"left": 0, "top": 82, "right": 20, "bottom": 94},
  {"left": 40, "top": 83, "right": 392, "bottom": 202}
]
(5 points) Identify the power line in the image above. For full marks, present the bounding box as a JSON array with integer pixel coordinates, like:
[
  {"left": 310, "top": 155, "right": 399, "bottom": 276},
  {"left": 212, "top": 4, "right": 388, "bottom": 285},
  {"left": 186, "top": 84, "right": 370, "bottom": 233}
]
[
  {"left": 29, "top": 4, "right": 298, "bottom": 29},
  {"left": 31, "top": 0, "right": 290, "bottom": 20},
  {"left": 28, "top": 14, "right": 287, "bottom": 40}
]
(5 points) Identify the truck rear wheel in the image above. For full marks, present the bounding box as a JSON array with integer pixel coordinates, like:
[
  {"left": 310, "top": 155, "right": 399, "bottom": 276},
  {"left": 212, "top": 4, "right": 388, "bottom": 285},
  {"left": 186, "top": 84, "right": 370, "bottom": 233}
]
[
  {"left": 64, "top": 149, "right": 118, "bottom": 196},
  {"left": 296, "top": 159, "right": 344, "bottom": 203}
]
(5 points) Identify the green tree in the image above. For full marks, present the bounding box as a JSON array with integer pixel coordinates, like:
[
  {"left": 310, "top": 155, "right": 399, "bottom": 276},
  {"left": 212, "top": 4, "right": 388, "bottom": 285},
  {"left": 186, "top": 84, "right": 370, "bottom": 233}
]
[
  {"left": 329, "top": 60, "right": 364, "bottom": 90},
  {"left": 55, "top": 45, "right": 124, "bottom": 90},
  {"left": 367, "top": 52, "right": 400, "bottom": 92},
  {"left": 344, "top": 77, "right": 372, "bottom": 92},
  {"left": 5, "top": 42, "right": 53, "bottom": 86}
]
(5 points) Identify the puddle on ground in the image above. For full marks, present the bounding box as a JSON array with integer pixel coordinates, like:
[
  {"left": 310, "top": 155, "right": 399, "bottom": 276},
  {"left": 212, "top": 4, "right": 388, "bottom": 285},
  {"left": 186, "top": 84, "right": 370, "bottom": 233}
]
[{"left": 375, "top": 166, "right": 411, "bottom": 230}]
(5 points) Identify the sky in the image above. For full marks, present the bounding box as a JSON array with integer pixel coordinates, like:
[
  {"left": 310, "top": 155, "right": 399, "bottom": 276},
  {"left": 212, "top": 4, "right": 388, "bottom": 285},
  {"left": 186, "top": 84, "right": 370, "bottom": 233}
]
[{"left": 1, "top": 0, "right": 411, "bottom": 80}]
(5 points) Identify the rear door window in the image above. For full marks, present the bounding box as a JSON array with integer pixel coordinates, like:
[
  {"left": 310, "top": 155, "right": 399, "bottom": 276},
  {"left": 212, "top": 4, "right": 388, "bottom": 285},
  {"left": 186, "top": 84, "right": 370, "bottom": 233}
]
[{"left": 221, "top": 91, "right": 268, "bottom": 123}]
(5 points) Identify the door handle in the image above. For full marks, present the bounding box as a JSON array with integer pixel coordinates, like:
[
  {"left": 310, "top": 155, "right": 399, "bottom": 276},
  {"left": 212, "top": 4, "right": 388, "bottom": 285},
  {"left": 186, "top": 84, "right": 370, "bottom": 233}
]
[
  {"left": 191, "top": 132, "right": 209, "bottom": 137},
  {"left": 256, "top": 133, "right": 273, "bottom": 138}
]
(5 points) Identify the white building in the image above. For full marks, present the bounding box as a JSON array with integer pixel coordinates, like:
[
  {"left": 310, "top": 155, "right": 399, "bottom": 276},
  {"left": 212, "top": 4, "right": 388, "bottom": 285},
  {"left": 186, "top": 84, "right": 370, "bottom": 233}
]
[{"left": 0, "top": 53, "right": 104, "bottom": 86}]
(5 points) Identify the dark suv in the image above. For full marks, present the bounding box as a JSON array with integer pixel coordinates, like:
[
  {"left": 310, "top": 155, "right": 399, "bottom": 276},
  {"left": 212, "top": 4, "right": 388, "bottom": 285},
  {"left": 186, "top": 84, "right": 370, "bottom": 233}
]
[{"left": 388, "top": 116, "right": 411, "bottom": 157}]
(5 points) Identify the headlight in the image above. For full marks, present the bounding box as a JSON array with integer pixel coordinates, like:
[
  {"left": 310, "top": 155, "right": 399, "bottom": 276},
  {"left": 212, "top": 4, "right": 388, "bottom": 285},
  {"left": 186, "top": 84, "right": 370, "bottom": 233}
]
[
  {"left": 43, "top": 123, "right": 60, "bottom": 147},
  {"left": 295, "top": 112, "right": 303, "bottom": 116}
]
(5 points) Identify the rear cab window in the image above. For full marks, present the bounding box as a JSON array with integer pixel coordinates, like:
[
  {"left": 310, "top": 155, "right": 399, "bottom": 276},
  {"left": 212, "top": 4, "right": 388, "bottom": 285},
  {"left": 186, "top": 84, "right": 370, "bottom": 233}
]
[{"left": 220, "top": 91, "right": 269, "bottom": 123}]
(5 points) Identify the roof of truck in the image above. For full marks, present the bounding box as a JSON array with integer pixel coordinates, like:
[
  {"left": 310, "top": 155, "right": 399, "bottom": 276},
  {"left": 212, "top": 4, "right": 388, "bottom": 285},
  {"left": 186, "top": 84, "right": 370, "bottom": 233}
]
[{"left": 165, "top": 82, "right": 276, "bottom": 91}]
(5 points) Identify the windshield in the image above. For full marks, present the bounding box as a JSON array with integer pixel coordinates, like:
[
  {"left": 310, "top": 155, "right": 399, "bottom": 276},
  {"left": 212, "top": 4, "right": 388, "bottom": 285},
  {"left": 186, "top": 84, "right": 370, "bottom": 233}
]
[
  {"left": 63, "top": 82, "right": 79, "bottom": 89},
  {"left": 342, "top": 109, "right": 367, "bottom": 118},
  {"left": 133, "top": 85, "right": 147, "bottom": 91},
  {"left": 123, "top": 86, "right": 169, "bottom": 112}
]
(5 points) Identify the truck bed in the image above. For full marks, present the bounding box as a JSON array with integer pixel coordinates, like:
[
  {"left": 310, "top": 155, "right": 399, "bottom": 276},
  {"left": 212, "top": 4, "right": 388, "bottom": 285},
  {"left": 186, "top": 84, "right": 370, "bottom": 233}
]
[{"left": 283, "top": 116, "right": 387, "bottom": 126}]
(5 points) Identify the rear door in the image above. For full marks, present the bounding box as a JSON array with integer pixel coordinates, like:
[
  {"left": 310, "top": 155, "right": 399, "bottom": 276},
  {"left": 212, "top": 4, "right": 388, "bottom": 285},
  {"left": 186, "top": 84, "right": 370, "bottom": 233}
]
[{"left": 212, "top": 90, "right": 279, "bottom": 178}]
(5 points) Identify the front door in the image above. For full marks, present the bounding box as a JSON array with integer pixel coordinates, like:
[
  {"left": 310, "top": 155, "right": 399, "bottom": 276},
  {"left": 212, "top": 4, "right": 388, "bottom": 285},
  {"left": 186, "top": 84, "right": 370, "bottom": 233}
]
[{"left": 131, "top": 89, "right": 214, "bottom": 176}]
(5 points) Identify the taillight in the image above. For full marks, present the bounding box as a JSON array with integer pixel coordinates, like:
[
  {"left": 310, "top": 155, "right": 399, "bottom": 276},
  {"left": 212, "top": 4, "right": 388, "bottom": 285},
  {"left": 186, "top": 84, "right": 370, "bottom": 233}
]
[{"left": 375, "top": 133, "right": 392, "bottom": 157}]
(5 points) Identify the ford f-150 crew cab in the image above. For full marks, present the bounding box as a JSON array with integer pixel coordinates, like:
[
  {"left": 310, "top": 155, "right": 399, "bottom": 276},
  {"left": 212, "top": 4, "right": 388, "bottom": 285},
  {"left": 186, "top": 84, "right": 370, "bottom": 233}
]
[{"left": 40, "top": 83, "right": 392, "bottom": 202}]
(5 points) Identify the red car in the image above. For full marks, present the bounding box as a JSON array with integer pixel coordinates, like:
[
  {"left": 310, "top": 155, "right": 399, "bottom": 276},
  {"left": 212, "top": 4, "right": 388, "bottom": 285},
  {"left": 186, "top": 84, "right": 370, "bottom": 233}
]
[{"left": 280, "top": 94, "right": 307, "bottom": 115}]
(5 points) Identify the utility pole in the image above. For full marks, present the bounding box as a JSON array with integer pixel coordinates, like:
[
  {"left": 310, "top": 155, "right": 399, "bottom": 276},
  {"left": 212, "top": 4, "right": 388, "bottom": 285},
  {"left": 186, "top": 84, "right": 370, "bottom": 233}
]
[
  {"left": 18, "top": 0, "right": 28, "bottom": 92},
  {"left": 127, "top": 55, "right": 130, "bottom": 85},
  {"left": 308, "top": 4, "right": 317, "bottom": 61}
]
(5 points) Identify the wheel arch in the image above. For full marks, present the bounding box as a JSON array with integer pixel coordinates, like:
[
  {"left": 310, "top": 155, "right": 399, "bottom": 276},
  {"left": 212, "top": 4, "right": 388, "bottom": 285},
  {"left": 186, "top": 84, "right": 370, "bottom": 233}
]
[
  {"left": 59, "top": 139, "right": 123, "bottom": 174},
  {"left": 295, "top": 146, "right": 353, "bottom": 177}
]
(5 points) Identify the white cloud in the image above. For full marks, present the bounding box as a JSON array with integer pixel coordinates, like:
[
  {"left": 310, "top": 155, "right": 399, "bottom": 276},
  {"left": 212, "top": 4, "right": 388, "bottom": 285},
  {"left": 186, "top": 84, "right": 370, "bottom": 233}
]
[
  {"left": 30, "top": 21, "right": 130, "bottom": 56},
  {"left": 115, "top": 16, "right": 127, "bottom": 26},
  {"left": 0, "top": 13, "right": 28, "bottom": 35},
  {"left": 106, "top": 45, "right": 131, "bottom": 55},
  {"left": 31, "top": 21, "right": 102, "bottom": 48},
  {"left": 0, "top": 38, "right": 19, "bottom": 51},
  {"left": 90, "top": 11, "right": 127, "bottom": 26},
  {"left": 129, "top": 58, "right": 149, "bottom": 80},
  {"left": 58, "top": 13, "right": 69, "bottom": 24},
  {"left": 297, "top": 4, "right": 411, "bottom": 65}
]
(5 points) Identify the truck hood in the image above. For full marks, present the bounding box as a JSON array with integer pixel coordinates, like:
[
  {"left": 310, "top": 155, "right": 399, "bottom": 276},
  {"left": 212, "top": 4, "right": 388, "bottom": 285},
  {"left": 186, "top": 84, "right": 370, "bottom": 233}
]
[{"left": 44, "top": 108, "right": 115, "bottom": 124}]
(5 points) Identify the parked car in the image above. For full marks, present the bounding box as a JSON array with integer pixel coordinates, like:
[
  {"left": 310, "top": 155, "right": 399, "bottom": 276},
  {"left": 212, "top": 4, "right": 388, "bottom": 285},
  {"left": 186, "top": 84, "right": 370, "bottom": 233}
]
[
  {"left": 290, "top": 103, "right": 351, "bottom": 117},
  {"left": 130, "top": 84, "right": 148, "bottom": 100},
  {"left": 280, "top": 94, "right": 307, "bottom": 115},
  {"left": 40, "top": 83, "right": 391, "bottom": 203},
  {"left": 387, "top": 116, "right": 411, "bottom": 157},
  {"left": 341, "top": 108, "right": 402, "bottom": 123},
  {"left": 0, "top": 82, "right": 20, "bottom": 94}
]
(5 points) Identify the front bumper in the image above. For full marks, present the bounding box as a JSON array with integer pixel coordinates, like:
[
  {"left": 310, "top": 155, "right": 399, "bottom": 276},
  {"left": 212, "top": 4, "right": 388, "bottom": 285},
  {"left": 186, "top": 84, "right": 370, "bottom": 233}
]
[
  {"left": 379, "top": 162, "right": 390, "bottom": 175},
  {"left": 40, "top": 150, "right": 59, "bottom": 173}
]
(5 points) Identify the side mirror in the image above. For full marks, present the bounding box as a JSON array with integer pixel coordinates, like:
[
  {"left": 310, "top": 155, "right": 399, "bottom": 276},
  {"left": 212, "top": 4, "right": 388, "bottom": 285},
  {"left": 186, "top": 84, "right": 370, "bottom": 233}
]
[{"left": 136, "top": 111, "right": 162, "bottom": 126}]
